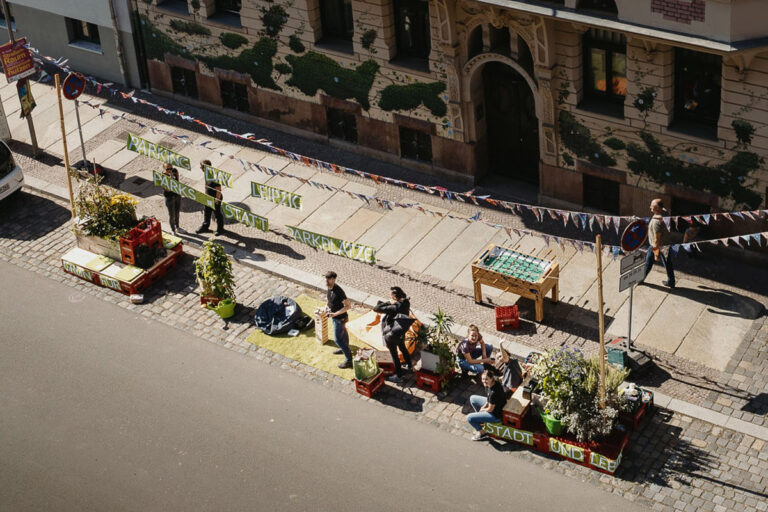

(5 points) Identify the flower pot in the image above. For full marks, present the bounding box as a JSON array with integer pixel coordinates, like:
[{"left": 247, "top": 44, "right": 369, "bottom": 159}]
[
  {"left": 420, "top": 350, "right": 440, "bottom": 373},
  {"left": 207, "top": 298, "right": 235, "bottom": 319},
  {"left": 539, "top": 409, "right": 565, "bottom": 435}
]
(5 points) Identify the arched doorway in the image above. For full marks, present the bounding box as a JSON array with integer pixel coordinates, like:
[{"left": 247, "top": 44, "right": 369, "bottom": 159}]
[{"left": 482, "top": 62, "right": 539, "bottom": 184}]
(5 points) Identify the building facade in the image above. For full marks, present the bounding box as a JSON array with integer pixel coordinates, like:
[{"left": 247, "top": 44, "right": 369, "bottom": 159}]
[
  {"left": 132, "top": 0, "right": 768, "bottom": 215},
  {"left": 3, "top": 0, "right": 142, "bottom": 87}
]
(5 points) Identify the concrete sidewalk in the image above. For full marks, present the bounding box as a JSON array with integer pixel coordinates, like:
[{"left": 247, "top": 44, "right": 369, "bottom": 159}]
[{"left": 6, "top": 76, "right": 768, "bottom": 431}]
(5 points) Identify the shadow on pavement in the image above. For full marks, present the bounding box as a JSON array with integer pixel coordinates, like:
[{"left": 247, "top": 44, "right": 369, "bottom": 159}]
[
  {"left": 374, "top": 384, "right": 426, "bottom": 412},
  {"left": 8, "top": 140, "right": 64, "bottom": 167},
  {"left": 742, "top": 392, "right": 768, "bottom": 416},
  {"left": 0, "top": 191, "right": 70, "bottom": 240},
  {"left": 643, "top": 282, "right": 764, "bottom": 320}
]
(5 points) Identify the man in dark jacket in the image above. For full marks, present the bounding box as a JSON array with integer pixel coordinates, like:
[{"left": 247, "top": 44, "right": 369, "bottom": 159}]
[
  {"left": 195, "top": 159, "right": 226, "bottom": 236},
  {"left": 373, "top": 286, "right": 413, "bottom": 383}
]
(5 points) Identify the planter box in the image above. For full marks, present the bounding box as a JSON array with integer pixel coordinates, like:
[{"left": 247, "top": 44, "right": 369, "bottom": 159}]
[
  {"left": 420, "top": 350, "right": 440, "bottom": 373},
  {"left": 75, "top": 233, "right": 122, "bottom": 261}
]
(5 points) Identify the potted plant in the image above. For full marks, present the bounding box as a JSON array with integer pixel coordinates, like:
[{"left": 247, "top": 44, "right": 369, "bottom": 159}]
[
  {"left": 72, "top": 175, "right": 138, "bottom": 259},
  {"left": 532, "top": 347, "right": 629, "bottom": 442},
  {"left": 420, "top": 308, "right": 457, "bottom": 388},
  {"left": 194, "top": 241, "right": 236, "bottom": 319}
]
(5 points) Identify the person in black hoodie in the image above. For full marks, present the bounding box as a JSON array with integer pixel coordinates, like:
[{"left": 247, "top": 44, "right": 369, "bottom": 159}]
[{"left": 374, "top": 286, "right": 413, "bottom": 383}]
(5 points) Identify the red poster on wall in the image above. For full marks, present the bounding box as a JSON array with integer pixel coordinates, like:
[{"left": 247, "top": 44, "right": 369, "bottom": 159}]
[{"left": 0, "top": 37, "right": 35, "bottom": 83}]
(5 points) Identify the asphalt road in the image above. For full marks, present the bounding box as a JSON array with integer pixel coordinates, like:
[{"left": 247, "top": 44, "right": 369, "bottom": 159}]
[{"left": 0, "top": 260, "right": 647, "bottom": 512}]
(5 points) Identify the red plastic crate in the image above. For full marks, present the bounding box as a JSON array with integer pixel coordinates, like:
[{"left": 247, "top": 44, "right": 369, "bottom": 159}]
[
  {"left": 416, "top": 369, "right": 453, "bottom": 393},
  {"left": 355, "top": 371, "right": 384, "bottom": 398},
  {"left": 495, "top": 305, "right": 519, "bottom": 330},
  {"left": 120, "top": 217, "right": 162, "bottom": 253}
]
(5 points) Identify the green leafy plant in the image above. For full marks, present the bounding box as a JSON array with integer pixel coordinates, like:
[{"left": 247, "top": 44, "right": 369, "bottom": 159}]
[
  {"left": 423, "top": 308, "right": 457, "bottom": 387},
  {"left": 73, "top": 176, "right": 138, "bottom": 240},
  {"left": 138, "top": 14, "right": 186, "bottom": 60},
  {"left": 603, "top": 137, "right": 626, "bottom": 150},
  {"left": 169, "top": 19, "right": 211, "bottom": 36},
  {"left": 194, "top": 241, "right": 236, "bottom": 300},
  {"left": 379, "top": 82, "right": 447, "bottom": 117},
  {"left": 286, "top": 52, "right": 379, "bottom": 110},
  {"left": 220, "top": 32, "right": 249, "bottom": 50},
  {"left": 190, "top": 0, "right": 200, "bottom": 11},
  {"left": 532, "top": 348, "right": 629, "bottom": 442},
  {"left": 288, "top": 34, "right": 305, "bottom": 53},
  {"left": 261, "top": 4, "right": 288, "bottom": 37},
  {"left": 632, "top": 87, "right": 656, "bottom": 115}
]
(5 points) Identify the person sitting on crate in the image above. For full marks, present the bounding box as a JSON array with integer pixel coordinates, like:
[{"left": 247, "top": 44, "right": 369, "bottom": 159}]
[
  {"left": 467, "top": 370, "right": 508, "bottom": 441},
  {"left": 373, "top": 286, "right": 414, "bottom": 384},
  {"left": 457, "top": 325, "right": 494, "bottom": 377}
]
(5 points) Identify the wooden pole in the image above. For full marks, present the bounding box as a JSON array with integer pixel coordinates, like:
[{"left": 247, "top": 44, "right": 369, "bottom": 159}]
[
  {"left": 596, "top": 234, "right": 606, "bottom": 410},
  {"left": 55, "top": 74, "right": 75, "bottom": 219}
]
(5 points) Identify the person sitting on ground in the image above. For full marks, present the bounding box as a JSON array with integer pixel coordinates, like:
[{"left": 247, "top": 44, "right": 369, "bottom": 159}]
[
  {"left": 373, "top": 286, "right": 414, "bottom": 384},
  {"left": 467, "top": 370, "right": 508, "bottom": 441},
  {"left": 491, "top": 341, "right": 524, "bottom": 394},
  {"left": 457, "top": 325, "right": 494, "bottom": 376}
]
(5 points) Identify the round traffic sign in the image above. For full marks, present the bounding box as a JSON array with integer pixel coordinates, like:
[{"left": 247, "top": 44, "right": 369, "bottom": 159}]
[
  {"left": 621, "top": 219, "right": 649, "bottom": 252},
  {"left": 62, "top": 72, "right": 86, "bottom": 100}
]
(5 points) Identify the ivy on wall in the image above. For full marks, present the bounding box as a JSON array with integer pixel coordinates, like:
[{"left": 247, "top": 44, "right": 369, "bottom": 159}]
[
  {"left": 558, "top": 111, "right": 617, "bottom": 167},
  {"left": 138, "top": 14, "right": 185, "bottom": 60},
  {"left": 169, "top": 19, "right": 211, "bottom": 36},
  {"left": 378, "top": 82, "right": 447, "bottom": 117},
  {"left": 220, "top": 32, "right": 248, "bottom": 50},
  {"left": 199, "top": 38, "right": 280, "bottom": 90},
  {"left": 261, "top": 5, "right": 288, "bottom": 37},
  {"left": 285, "top": 52, "right": 379, "bottom": 110},
  {"left": 556, "top": 77, "right": 764, "bottom": 208},
  {"left": 626, "top": 131, "right": 763, "bottom": 208}
]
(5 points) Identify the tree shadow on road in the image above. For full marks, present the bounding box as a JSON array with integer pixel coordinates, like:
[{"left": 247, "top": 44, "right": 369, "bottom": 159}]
[{"left": 643, "top": 282, "right": 764, "bottom": 320}]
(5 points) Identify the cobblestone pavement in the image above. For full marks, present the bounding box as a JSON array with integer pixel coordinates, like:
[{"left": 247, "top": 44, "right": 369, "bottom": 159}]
[
  {"left": 2, "top": 190, "right": 768, "bottom": 511},
  {"left": 12, "top": 93, "right": 768, "bottom": 427}
]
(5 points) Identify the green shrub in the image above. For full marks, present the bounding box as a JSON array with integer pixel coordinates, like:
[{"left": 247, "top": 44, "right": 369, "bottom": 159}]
[
  {"left": 378, "top": 82, "right": 447, "bottom": 117},
  {"left": 220, "top": 32, "right": 248, "bottom": 50},
  {"left": 169, "top": 19, "right": 211, "bottom": 36}
]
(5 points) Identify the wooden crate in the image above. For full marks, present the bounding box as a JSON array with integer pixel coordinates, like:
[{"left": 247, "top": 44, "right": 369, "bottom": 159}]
[
  {"left": 471, "top": 244, "right": 559, "bottom": 322},
  {"left": 416, "top": 368, "right": 453, "bottom": 393},
  {"left": 502, "top": 387, "right": 531, "bottom": 429},
  {"left": 355, "top": 371, "right": 384, "bottom": 398}
]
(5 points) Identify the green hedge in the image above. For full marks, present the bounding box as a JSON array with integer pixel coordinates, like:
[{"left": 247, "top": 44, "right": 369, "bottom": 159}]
[
  {"left": 286, "top": 52, "right": 378, "bottom": 110},
  {"left": 378, "top": 81, "right": 446, "bottom": 116}
]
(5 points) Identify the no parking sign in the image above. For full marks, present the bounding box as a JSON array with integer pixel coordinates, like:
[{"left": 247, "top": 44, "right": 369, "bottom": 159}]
[
  {"left": 62, "top": 73, "right": 86, "bottom": 100},
  {"left": 620, "top": 219, "right": 648, "bottom": 253}
]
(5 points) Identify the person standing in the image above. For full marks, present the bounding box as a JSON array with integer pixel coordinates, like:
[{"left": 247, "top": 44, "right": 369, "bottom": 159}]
[
  {"left": 162, "top": 163, "right": 181, "bottom": 235},
  {"left": 373, "top": 286, "right": 414, "bottom": 383},
  {"left": 195, "top": 159, "right": 226, "bottom": 236},
  {"left": 325, "top": 271, "right": 353, "bottom": 369},
  {"left": 644, "top": 198, "right": 675, "bottom": 288},
  {"left": 466, "top": 370, "right": 508, "bottom": 441}
]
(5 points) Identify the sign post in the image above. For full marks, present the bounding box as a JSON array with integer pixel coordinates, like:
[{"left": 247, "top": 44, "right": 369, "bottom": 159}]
[
  {"left": 619, "top": 219, "right": 649, "bottom": 354},
  {"left": 0, "top": 0, "right": 39, "bottom": 157},
  {"left": 63, "top": 72, "right": 88, "bottom": 168},
  {"left": 55, "top": 74, "right": 75, "bottom": 219},
  {"left": 596, "top": 234, "right": 606, "bottom": 410}
]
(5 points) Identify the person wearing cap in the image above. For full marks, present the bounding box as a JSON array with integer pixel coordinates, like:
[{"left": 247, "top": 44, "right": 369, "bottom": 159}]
[
  {"left": 195, "top": 159, "right": 226, "bottom": 236},
  {"left": 162, "top": 163, "right": 181, "bottom": 235},
  {"left": 644, "top": 198, "right": 675, "bottom": 288},
  {"left": 325, "top": 271, "right": 353, "bottom": 369}
]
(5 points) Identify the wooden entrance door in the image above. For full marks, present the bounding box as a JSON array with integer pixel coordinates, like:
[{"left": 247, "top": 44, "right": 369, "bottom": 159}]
[{"left": 483, "top": 62, "right": 539, "bottom": 184}]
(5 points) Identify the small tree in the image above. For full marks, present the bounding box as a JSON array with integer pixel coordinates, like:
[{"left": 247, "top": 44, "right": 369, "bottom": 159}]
[
  {"left": 194, "top": 241, "right": 235, "bottom": 300},
  {"left": 424, "top": 308, "right": 457, "bottom": 386}
]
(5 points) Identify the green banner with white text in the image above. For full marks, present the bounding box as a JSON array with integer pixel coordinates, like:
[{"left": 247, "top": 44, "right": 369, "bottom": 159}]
[
  {"left": 251, "top": 182, "right": 302, "bottom": 210},
  {"left": 153, "top": 170, "right": 268, "bottom": 231},
  {"left": 203, "top": 164, "right": 232, "bottom": 187},
  {"left": 287, "top": 226, "right": 375, "bottom": 264},
  {"left": 127, "top": 133, "right": 191, "bottom": 170}
]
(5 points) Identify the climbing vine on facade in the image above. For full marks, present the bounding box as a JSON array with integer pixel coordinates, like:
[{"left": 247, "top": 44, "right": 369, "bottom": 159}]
[{"left": 378, "top": 82, "right": 447, "bottom": 117}]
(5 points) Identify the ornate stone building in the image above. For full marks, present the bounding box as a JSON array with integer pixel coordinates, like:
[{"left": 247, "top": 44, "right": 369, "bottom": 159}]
[{"left": 131, "top": 0, "right": 768, "bottom": 214}]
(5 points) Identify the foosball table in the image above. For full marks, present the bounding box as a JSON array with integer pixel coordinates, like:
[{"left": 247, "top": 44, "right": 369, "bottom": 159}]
[{"left": 471, "top": 244, "right": 559, "bottom": 322}]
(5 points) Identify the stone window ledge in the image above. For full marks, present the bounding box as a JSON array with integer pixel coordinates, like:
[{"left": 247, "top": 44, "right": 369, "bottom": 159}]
[{"left": 68, "top": 41, "right": 103, "bottom": 55}]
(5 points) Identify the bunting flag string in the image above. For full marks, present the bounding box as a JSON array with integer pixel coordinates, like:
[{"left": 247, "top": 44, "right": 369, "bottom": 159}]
[{"left": 24, "top": 46, "right": 768, "bottom": 256}]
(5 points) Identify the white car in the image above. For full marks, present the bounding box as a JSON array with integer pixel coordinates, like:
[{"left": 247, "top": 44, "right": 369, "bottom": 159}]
[{"left": 0, "top": 140, "right": 23, "bottom": 201}]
